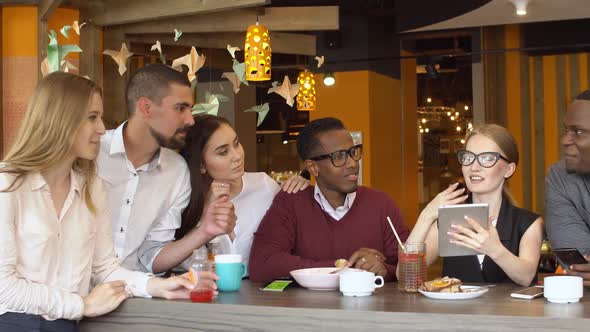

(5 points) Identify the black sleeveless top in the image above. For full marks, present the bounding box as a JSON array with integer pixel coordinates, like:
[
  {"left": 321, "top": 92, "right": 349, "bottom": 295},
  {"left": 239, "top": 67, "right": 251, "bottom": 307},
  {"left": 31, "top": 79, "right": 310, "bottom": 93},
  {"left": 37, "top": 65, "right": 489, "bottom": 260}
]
[{"left": 441, "top": 196, "right": 539, "bottom": 284}]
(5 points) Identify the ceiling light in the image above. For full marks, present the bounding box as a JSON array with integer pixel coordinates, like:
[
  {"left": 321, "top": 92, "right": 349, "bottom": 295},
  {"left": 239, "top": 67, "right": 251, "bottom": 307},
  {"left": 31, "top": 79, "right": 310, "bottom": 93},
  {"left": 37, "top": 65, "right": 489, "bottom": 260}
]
[
  {"left": 323, "top": 70, "right": 335, "bottom": 86},
  {"left": 510, "top": 0, "right": 530, "bottom": 16}
]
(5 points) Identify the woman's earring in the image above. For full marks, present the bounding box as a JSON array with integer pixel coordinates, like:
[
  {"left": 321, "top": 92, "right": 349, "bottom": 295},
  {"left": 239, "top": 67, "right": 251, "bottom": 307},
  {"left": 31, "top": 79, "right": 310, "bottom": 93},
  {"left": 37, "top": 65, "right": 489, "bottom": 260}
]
[{"left": 201, "top": 167, "right": 206, "bottom": 174}]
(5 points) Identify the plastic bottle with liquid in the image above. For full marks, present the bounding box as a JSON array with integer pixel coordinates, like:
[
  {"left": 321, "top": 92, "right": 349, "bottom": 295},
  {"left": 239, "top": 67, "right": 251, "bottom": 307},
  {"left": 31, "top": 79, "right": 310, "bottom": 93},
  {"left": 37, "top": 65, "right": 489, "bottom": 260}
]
[{"left": 189, "top": 246, "right": 214, "bottom": 302}]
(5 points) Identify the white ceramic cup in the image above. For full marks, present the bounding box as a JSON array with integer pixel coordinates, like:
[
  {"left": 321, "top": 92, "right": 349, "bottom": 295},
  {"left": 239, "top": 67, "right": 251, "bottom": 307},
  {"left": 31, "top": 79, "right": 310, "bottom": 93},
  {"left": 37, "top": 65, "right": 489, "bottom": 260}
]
[
  {"left": 339, "top": 271, "right": 384, "bottom": 297},
  {"left": 544, "top": 276, "right": 584, "bottom": 303}
]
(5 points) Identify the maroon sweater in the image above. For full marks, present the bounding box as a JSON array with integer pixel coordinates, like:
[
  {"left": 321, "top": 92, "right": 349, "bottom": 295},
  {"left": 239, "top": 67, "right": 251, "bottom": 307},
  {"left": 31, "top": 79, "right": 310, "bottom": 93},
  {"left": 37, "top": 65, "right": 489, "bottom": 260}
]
[{"left": 248, "top": 186, "right": 409, "bottom": 283}]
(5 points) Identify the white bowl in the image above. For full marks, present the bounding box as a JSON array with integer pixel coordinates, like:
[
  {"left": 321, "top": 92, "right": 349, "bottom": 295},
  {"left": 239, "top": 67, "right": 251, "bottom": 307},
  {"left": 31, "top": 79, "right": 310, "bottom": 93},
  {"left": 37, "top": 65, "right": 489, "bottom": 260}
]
[{"left": 290, "top": 267, "right": 361, "bottom": 290}]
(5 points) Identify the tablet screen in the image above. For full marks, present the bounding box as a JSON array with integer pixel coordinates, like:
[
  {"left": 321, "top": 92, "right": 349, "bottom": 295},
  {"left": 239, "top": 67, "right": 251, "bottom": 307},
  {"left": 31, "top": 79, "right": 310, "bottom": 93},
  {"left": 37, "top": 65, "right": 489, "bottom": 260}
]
[{"left": 438, "top": 203, "right": 489, "bottom": 257}]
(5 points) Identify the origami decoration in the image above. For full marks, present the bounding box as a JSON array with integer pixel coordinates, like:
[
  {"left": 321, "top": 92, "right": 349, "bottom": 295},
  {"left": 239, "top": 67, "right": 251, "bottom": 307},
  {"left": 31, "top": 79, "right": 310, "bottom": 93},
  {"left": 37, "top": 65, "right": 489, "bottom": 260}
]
[
  {"left": 244, "top": 103, "right": 270, "bottom": 127},
  {"left": 267, "top": 75, "right": 299, "bottom": 107},
  {"left": 205, "top": 91, "right": 229, "bottom": 103},
  {"left": 72, "top": 21, "right": 86, "bottom": 35},
  {"left": 151, "top": 40, "right": 166, "bottom": 64},
  {"left": 45, "top": 30, "right": 82, "bottom": 75},
  {"left": 103, "top": 43, "right": 133, "bottom": 76},
  {"left": 227, "top": 44, "right": 240, "bottom": 59},
  {"left": 174, "top": 29, "right": 183, "bottom": 42},
  {"left": 232, "top": 59, "right": 248, "bottom": 84},
  {"left": 61, "top": 60, "right": 78, "bottom": 73},
  {"left": 171, "top": 46, "right": 206, "bottom": 83},
  {"left": 221, "top": 72, "right": 240, "bottom": 94},
  {"left": 41, "top": 58, "right": 78, "bottom": 77},
  {"left": 192, "top": 95, "right": 220, "bottom": 116},
  {"left": 314, "top": 55, "right": 325, "bottom": 68},
  {"left": 60, "top": 25, "right": 72, "bottom": 39}
]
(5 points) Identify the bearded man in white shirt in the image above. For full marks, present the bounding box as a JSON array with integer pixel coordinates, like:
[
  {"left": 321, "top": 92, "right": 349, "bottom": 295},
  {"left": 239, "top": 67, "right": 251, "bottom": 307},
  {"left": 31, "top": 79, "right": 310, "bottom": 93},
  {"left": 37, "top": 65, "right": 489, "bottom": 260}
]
[{"left": 97, "top": 64, "right": 236, "bottom": 274}]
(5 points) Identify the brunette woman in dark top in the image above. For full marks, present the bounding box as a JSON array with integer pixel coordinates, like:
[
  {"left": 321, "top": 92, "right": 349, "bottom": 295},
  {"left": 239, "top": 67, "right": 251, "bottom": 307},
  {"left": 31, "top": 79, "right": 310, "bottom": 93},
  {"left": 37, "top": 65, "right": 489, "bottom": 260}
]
[{"left": 405, "top": 124, "right": 543, "bottom": 286}]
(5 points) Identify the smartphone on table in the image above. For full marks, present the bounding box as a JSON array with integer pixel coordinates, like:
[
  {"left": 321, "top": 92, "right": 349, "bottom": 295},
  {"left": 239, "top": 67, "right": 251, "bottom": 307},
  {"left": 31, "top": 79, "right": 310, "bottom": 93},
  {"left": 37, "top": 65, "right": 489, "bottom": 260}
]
[
  {"left": 553, "top": 248, "right": 588, "bottom": 269},
  {"left": 510, "top": 286, "right": 544, "bottom": 299}
]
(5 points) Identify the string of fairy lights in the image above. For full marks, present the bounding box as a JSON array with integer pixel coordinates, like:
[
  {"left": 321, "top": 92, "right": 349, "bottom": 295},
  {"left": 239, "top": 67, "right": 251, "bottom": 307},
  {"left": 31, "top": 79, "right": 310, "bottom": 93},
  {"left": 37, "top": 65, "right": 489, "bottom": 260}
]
[{"left": 417, "top": 98, "right": 473, "bottom": 140}]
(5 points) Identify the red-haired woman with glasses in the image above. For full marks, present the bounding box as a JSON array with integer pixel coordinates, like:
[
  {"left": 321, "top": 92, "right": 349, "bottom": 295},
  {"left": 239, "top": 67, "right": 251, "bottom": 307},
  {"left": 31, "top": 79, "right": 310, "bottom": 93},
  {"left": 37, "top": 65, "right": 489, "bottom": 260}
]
[{"left": 405, "top": 124, "right": 543, "bottom": 286}]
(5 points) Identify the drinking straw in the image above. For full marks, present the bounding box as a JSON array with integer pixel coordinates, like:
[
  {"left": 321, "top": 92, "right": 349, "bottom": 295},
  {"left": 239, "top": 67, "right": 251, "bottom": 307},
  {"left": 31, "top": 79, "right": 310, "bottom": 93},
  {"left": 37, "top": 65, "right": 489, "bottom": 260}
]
[{"left": 387, "top": 216, "right": 406, "bottom": 253}]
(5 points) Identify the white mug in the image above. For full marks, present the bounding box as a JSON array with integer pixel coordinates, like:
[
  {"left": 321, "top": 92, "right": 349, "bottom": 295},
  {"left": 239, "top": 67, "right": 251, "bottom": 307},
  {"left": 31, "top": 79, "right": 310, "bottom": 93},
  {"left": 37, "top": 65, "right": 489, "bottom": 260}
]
[
  {"left": 544, "top": 276, "right": 584, "bottom": 303},
  {"left": 339, "top": 271, "right": 384, "bottom": 297}
]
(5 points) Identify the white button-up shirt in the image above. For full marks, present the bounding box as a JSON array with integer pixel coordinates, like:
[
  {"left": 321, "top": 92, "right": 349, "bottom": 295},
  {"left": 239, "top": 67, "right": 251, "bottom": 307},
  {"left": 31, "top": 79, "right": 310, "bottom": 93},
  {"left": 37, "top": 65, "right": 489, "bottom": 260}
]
[
  {"left": 313, "top": 185, "right": 356, "bottom": 221},
  {"left": 97, "top": 122, "right": 191, "bottom": 272},
  {"left": 0, "top": 170, "right": 151, "bottom": 321}
]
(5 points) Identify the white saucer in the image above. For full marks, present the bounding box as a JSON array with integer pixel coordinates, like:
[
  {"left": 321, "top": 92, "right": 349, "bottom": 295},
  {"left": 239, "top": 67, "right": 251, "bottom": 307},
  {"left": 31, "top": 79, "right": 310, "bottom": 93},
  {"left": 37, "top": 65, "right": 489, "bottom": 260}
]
[
  {"left": 341, "top": 290, "right": 372, "bottom": 297},
  {"left": 418, "top": 286, "right": 488, "bottom": 300}
]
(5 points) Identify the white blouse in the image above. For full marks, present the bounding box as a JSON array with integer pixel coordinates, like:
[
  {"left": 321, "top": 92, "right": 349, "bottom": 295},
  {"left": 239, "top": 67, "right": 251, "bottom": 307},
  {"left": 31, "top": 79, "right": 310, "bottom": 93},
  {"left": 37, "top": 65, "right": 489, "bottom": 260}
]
[{"left": 0, "top": 170, "right": 151, "bottom": 321}]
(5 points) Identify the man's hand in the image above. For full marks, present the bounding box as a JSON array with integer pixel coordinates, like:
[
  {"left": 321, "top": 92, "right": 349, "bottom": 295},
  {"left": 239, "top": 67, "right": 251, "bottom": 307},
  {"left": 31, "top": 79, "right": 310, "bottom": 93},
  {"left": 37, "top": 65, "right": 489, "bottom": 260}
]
[
  {"left": 200, "top": 196, "right": 236, "bottom": 238},
  {"left": 206, "top": 181, "right": 231, "bottom": 205},
  {"left": 348, "top": 248, "right": 387, "bottom": 277}
]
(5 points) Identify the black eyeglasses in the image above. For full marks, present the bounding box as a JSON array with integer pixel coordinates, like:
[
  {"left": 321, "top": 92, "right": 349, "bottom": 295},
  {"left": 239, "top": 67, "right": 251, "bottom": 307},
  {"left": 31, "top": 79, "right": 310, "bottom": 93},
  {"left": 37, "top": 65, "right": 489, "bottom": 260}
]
[
  {"left": 309, "top": 144, "right": 363, "bottom": 167},
  {"left": 457, "top": 150, "right": 509, "bottom": 168}
]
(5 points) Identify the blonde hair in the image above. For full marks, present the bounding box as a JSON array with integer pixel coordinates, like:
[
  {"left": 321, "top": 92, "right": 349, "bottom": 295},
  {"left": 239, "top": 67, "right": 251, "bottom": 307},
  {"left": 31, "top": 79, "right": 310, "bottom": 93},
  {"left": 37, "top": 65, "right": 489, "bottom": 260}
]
[
  {"left": 1, "top": 72, "right": 102, "bottom": 213},
  {"left": 465, "top": 124, "right": 519, "bottom": 205}
]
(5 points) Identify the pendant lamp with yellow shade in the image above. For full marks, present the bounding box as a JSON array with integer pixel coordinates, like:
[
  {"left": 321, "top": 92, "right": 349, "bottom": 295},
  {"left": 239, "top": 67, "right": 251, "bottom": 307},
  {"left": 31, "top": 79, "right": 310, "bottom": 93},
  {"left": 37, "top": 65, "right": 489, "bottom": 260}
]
[
  {"left": 296, "top": 70, "right": 316, "bottom": 111},
  {"left": 244, "top": 22, "right": 271, "bottom": 81}
]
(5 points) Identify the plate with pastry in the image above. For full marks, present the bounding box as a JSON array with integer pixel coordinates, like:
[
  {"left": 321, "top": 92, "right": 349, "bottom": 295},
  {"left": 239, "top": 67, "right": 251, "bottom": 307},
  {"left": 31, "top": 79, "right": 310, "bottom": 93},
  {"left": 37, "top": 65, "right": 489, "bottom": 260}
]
[{"left": 418, "top": 276, "right": 489, "bottom": 300}]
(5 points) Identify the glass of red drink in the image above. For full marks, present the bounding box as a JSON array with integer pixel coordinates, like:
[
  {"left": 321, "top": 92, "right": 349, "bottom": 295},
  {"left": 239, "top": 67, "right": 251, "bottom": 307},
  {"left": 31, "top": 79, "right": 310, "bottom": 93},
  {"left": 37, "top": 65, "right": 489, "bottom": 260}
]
[
  {"left": 190, "top": 289, "right": 214, "bottom": 302},
  {"left": 398, "top": 242, "right": 427, "bottom": 292}
]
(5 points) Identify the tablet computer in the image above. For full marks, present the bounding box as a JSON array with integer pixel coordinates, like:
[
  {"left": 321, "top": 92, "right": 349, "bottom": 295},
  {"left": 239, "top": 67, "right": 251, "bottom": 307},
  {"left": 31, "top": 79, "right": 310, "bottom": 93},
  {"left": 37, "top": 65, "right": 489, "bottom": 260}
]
[{"left": 438, "top": 203, "right": 489, "bottom": 257}]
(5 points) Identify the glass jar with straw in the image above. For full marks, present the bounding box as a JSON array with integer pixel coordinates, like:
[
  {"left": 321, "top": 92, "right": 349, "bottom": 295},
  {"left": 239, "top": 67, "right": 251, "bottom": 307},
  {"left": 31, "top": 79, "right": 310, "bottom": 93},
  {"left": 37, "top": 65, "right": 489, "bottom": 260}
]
[{"left": 387, "top": 217, "right": 427, "bottom": 292}]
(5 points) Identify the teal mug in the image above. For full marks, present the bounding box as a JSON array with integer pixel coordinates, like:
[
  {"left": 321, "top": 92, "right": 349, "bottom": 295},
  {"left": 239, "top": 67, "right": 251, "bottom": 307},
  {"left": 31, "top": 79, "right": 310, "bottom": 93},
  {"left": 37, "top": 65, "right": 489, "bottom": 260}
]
[{"left": 215, "top": 254, "right": 247, "bottom": 292}]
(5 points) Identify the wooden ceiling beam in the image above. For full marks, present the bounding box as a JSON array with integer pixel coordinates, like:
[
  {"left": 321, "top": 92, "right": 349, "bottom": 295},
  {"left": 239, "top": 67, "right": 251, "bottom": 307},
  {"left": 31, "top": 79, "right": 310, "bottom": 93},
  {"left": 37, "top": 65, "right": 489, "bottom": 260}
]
[
  {"left": 38, "top": 0, "right": 63, "bottom": 20},
  {"left": 108, "top": 6, "right": 339, "bottom": 32},
  {"left": 125, "top": 31, "right": 317, "bottom": 55},
  {"left": 91, "top": 0, "right": 269, "bottom": 26}
]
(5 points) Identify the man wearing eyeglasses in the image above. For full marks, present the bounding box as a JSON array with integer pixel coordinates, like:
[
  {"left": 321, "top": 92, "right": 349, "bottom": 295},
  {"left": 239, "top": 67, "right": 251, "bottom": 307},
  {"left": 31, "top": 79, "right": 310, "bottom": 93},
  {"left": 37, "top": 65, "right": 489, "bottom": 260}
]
[
  {"left": 546, "top": 90, "right": 590, "bottom": 287},
  {"left": 249, "top": 117, "right": 409, "bottom": 283}
]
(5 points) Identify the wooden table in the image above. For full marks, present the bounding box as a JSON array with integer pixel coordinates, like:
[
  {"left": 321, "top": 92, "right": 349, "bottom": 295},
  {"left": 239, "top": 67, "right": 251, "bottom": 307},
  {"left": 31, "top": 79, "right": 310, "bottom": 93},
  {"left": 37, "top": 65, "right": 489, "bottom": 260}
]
[{"left": 81, "top": 281, "right": 589, "bottom": 331}]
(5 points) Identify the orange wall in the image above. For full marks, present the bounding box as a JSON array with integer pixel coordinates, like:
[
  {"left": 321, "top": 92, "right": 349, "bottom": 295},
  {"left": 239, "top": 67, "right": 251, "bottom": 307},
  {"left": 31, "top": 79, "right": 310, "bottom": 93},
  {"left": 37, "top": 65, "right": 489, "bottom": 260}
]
[
  {"left": 2, "top": 6, "right": 38, "bottom": 153},
  {"left": 2, "top": 6, "right": 81, "bottom": 153},
  {"left": 3, "top": 7, "right": 38, "bottom": 57}
]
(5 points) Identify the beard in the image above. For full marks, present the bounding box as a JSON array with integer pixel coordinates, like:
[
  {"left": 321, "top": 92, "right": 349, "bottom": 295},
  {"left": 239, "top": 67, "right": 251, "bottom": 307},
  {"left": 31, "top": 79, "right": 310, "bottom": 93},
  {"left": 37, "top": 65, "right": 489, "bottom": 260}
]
[{"left": 149, "top": 125, "right": 190, "bottom": 150}]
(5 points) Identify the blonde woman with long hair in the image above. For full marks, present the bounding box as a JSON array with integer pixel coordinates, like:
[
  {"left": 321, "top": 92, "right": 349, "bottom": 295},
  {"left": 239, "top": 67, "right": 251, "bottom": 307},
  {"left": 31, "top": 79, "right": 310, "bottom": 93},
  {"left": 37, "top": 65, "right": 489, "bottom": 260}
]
[
  {"left": 405, "top": 124, "right": 543, "bottom": 286},
  {"left": 0, "top": 72, "right": 216, "bottom": 332}
]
